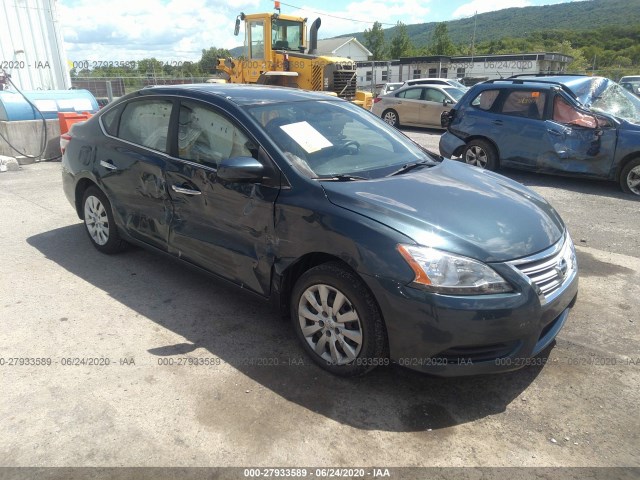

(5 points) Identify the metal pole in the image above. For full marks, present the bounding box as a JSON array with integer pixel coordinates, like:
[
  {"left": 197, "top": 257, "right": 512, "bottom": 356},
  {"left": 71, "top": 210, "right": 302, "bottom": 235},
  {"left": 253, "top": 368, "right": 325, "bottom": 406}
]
[{"left": 106, "top": 81, "right": 113, "bottom": 103}]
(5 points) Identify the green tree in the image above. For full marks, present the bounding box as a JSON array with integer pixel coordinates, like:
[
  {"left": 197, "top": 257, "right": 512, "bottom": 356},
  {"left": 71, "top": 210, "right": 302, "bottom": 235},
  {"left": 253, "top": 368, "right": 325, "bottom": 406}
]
[
  {"left": 431, "top": 23, "right": 455, "bottom": 56},
  {"left": 137, "top": 58, "right": 165, "bottom": 77},
  {"left": 364, "top": 21, "right": 386, "bottom": 60},
  {"left": 555, "top": 40, "right": 588, "bottom": 73},
  {"left": 389, "top": 22, "right": 413, "bottom": 59},
  {"left": 199, "top": 47, "right": 232, "bottom": 75}
]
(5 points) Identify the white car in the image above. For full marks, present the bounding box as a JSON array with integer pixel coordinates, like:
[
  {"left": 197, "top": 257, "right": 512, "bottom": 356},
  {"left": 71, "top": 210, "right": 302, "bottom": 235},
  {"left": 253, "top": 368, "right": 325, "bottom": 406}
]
[
  {"left": 619, "top": 75, "right": 640, "bottom": 97},
  {"left": 403, "top": 77, "right": 468, "bottom": 91}
]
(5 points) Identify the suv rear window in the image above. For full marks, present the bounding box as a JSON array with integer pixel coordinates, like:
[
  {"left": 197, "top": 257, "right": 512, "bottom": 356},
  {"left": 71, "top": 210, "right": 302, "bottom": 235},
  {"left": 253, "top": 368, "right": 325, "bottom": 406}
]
[
  {"left": 471, "top": 90, "right": 500, "bottom": 111},
  {"left": 500, "top": 90, "right": 546, "bottom": 120}
]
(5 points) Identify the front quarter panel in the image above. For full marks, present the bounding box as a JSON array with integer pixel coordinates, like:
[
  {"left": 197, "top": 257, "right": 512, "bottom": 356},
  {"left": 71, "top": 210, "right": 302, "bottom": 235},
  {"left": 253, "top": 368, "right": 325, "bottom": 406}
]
[{"left": 272, "top": 181, "right": 415, "bottom": 291}]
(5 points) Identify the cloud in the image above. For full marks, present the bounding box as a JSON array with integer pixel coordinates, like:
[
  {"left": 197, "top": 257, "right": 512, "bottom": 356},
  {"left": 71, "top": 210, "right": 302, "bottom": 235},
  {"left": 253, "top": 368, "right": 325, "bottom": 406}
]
[
  {"left": 58, "top": 0, "right": 260, "bottom": 61},
  {"left": 451, "top": 0, "right": 532, "bottom": 18},
  {"left": 58, "top": 0, "right": 432, "bottom": 62}
]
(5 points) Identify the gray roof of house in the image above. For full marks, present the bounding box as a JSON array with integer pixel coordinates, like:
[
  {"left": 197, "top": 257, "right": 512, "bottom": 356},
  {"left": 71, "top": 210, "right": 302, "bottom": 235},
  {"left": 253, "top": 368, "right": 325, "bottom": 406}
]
[{"left": 316, "top": 37, "right": 372, "bottom": 56}]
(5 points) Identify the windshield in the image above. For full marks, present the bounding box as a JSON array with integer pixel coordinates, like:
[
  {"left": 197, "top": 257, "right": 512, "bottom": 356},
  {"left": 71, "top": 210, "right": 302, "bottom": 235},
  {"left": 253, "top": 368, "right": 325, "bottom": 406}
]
[
  {"left": 247, "top": 100, "right": 436, "bottom": 179},
  {"left": 590, "top": 82, "right": 640, "bottom": 124},
  {"left": 271, "top": 19, "right": 302, "bottom": 50},
  {"left": 443, "top": 87, "right": 466, "bottom": 102}
]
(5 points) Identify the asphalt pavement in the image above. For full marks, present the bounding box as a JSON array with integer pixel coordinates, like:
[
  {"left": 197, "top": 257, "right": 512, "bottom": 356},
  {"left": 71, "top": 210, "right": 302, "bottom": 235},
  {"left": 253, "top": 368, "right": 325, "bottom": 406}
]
[{"left": 0, "top": 133, "right": 638, "bottom": 473}]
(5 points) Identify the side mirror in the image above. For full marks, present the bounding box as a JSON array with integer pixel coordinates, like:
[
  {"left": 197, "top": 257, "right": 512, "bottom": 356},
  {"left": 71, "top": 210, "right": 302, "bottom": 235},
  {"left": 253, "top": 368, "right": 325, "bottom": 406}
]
[
  {"left": 442, "top": 99, "right": 453, "bottom": 106},
  {"left": 218, "top": 156, "right": 264, "bottom": 183},
  {"left": 234, "top": 17, "right": 241, "bottom": 36},
  {"left": 441, "top": 109, "right": 455, "bottom": 128}
]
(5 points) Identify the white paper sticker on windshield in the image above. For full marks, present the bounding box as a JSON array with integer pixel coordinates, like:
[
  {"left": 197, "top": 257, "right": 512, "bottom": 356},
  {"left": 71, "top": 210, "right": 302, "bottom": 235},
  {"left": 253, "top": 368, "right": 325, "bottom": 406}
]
[{"left": 279, "top": 121, "right": 333, "bottom": 153}]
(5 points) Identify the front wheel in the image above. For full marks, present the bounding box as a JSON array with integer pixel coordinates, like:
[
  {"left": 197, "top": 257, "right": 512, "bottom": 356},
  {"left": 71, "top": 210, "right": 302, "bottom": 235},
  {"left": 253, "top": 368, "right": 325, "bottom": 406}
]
[
  {"left": 82, "top": 186, "right": 127, "bottom": 254},
  {"left": 620, "top": 158, "right": 640, "bottom": 196},
  {"left": 291, "top": 263, "right": 387, "bottom": 377},
  {"left": 463, "top": 139, "right": 498, "bottom": 170}
]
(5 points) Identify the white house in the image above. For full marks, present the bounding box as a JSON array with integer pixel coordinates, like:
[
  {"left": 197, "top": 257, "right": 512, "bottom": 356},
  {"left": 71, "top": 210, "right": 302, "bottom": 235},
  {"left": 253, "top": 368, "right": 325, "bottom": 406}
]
[{"left": 316, "top": 37, "right": 372, "bottom": 62}]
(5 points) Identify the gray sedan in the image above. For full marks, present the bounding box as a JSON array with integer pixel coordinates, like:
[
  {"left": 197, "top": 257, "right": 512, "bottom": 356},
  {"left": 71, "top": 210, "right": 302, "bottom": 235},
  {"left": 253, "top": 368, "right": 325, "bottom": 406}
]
[{"left": 371, "top": 84, "right": 466, "bottom": 129}]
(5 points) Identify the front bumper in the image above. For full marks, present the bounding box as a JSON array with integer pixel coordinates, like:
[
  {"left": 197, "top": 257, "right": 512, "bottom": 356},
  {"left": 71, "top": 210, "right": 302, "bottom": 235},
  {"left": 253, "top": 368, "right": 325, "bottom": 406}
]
[{"left": 362, "top": 237, "right": 579, "bottom": 376}]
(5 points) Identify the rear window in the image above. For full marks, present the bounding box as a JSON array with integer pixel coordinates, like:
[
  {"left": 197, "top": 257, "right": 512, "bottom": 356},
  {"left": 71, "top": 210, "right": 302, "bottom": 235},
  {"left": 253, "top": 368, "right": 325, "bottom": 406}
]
[
  {"left": 500, "top": 90, "right": 546, "bottom": 120},
  {"left": 471, "top": 90, "right": 500, "bottom": 111},
  {"left": 118, "top": 99, "right": 173, "bottom": 153},
  {"left": 100, "top": 106, "right": 121, "bottom": 136},
  {"left": 397, "top": 88, "right": 422, "bottom": 100}
]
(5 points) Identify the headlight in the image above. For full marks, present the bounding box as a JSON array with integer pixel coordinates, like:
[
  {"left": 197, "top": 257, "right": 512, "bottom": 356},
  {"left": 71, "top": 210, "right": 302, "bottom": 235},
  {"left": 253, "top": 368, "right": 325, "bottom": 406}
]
[{"left": 397, "top": 244, "right": 513, "bottom": 295}]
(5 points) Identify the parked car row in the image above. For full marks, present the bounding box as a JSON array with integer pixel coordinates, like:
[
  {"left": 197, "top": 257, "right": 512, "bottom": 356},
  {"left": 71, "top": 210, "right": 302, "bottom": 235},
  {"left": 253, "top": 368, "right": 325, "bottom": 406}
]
[{"left": 61, "top": 84, "right": 578, "bottom": 377}]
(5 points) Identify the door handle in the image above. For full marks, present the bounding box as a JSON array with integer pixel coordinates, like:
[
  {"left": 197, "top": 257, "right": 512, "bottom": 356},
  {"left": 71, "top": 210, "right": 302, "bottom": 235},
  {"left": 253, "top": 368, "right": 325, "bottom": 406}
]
[
  {"left": 492, "top": 120, "right": 503, "bottom": 126},
  {"left": 99, "top": 160, "right": 118, "bottom": 170},
  {"left": 547, "top": 129, "right": 564, "bottom": 136},
  {"left": 172, "top": 184, "right": 202, "bottom": 196}
]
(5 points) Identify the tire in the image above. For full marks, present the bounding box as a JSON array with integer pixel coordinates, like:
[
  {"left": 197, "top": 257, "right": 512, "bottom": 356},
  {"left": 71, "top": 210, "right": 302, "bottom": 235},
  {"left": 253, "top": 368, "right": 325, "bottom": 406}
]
[
  {"left": 81, "top": 186, "right": 127, "bottom": 254},
  {"left": 381, "top": 109, "right": 400, "bottom": 128},
  {"left": 463, "top": 139, "right": 498, "bottom": 171},
  {"left": 290, "top": 262, "right": 387, "bottom": 377},
  {"left": 619, "top": 158, "right": 640, "bottom": 196}
]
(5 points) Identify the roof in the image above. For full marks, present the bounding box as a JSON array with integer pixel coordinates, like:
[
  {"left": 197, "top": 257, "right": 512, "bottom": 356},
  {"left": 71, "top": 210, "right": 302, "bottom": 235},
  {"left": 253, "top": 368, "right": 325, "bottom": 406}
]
[
  {"left": 136, "top": 83, "right": 345, "bottom": 106},
  {"left": 316, "top": 37, "right": 372, "bottom": 57}
]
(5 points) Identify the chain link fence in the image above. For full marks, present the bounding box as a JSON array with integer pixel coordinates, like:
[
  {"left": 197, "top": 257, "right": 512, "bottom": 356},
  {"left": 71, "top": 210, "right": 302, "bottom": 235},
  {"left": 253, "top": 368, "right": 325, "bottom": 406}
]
[{"left": 70, "top": 76, "right": 216, "bottom": 102}]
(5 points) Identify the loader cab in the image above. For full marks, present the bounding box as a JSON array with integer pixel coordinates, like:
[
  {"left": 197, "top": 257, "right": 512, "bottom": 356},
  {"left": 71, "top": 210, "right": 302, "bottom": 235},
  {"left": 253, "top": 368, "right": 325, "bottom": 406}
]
[{"left": 240, "top": 13, "right": 307, "bottom": 61}]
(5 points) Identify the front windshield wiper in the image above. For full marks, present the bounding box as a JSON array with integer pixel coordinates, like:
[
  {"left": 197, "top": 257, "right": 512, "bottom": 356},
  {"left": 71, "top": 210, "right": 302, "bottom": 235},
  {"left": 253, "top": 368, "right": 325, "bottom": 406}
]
[
  {"left": 387, "top": 160, "right": 433, "bottom": 177},
  {"left": 317, "top": 174, "right": 369, "bottom": 182}
]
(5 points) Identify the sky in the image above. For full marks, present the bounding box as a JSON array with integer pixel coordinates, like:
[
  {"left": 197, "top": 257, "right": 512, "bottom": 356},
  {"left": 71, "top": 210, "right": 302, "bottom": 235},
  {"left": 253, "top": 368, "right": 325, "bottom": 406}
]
[{"left": 57, "top": 0, "right": 577, "bottom": 62}]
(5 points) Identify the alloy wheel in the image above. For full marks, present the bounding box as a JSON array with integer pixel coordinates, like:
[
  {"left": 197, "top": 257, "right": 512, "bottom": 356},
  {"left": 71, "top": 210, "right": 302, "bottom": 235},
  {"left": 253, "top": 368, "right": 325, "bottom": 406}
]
[
  {"left": 626, "top": 165, "right": 640, "bottom": 195},
  {"left": 297, "top": 284, "right": 363, "bottom": 365},
  {"left": 84, "top": 195, "right": 110, "bottom": 246},
  {"left": 465, "top": 145, "right": 488, "bottom": 168}
]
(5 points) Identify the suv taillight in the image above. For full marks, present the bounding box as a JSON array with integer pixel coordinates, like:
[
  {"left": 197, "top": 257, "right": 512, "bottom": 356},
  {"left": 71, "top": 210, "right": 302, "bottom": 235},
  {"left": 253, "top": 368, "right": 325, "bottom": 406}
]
[{"left": 60, "top": 133, "right": 71, "bottom": 155}]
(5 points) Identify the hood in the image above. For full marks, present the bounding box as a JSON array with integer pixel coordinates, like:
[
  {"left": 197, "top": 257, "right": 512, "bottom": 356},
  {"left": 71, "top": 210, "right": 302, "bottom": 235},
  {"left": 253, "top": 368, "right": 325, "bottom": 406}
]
[
  {"left": 557, "top": 76, "right": 613, "bottom": 107},
  {"left": 321, "top": 160, "right": 564, "bottom": 263}
]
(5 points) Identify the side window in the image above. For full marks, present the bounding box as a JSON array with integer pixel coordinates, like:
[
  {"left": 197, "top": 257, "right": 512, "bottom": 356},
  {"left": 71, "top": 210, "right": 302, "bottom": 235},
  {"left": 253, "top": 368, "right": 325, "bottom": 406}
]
[
  {"left": 100, "top": 105, "right": 121, "bottom": 136},
  {"left": 249, "top": 20, "right": 264, "bottom": 59},
  {"left": 500, "top": 90, "right": 546, "bottom": 120},
  {"left": 424, "top": 88, "right": 446, "bottom": 103},
  {"left": 177, "top": 101, "right": 254, "bottom": 169},
  {"left": 398, "top": 88, "right": 422, "bottom": 100},
  {"left": 552, "top": 96, "right": 598, "bottom": 128},
  {"left": 471, "top": 89, "right": 500, "bottom": 111},
  {"left": 118, "top": 99, "right": 172, "bottom": 152}
]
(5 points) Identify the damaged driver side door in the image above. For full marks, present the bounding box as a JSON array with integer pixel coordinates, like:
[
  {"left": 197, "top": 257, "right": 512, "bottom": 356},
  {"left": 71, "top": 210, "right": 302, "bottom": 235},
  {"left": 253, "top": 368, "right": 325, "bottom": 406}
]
[
  {"left": 543, "top": 93, "right": 617, "bottom": 177},
  {"left": 164, "top": 100, "right": 280, "bottom": 296}
]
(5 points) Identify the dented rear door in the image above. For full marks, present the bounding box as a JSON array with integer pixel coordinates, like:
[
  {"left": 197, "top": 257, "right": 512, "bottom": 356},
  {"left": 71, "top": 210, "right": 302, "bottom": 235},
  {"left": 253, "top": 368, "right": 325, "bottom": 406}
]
[{"left": 96, "top": 97, "right": 174, "bottom": 250}]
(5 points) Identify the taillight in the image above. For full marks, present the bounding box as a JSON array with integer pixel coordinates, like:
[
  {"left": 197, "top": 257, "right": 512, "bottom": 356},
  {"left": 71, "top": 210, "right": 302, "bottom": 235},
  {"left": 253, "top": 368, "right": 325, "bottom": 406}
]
[
  {"left": 60, "top": 133, "right": 72, "bottom": 155},
  {"left": 373, "top": 97, "right": 382, "bottom": 103}
]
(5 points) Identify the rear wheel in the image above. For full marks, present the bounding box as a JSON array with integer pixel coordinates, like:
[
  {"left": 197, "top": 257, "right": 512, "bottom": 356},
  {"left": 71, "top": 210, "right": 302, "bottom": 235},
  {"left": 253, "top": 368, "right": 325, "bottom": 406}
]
[
  {"left": 290, "top": 262, "right": 387, "bottom": 377},
  {"left": 82, "top": 186, "right": 127, "bottom": 254},
  {"left": 620, "top": 158, "right": 640, "bottom": 196},
  {"left": 463, "top": 139, "right": 498, "bottom": 170},
  {"left": 381, "top": 109, "right": 400, "bottom": 128}
]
